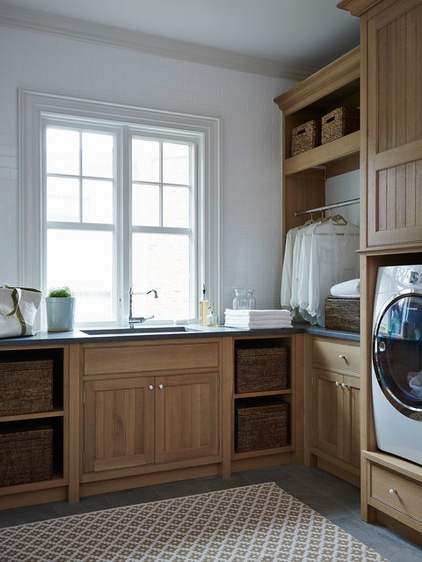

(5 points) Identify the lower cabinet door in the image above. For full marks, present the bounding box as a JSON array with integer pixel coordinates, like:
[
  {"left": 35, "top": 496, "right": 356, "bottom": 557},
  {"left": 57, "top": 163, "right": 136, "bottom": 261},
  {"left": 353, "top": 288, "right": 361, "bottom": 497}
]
[
  {"left": 343, "top": 374, "right": 361, "bottom": 470},
  {"left": 312, "top": 368, "right": 343, "bottom": 460},
  {"left": 312, "top": 368, "right": 361, "bottom": 470},
  {"left": 155, "top": 372, "right": 220, "bottom": 464},
  {"left": 83, "top": 376, "right": 155, "bottom": 473}
]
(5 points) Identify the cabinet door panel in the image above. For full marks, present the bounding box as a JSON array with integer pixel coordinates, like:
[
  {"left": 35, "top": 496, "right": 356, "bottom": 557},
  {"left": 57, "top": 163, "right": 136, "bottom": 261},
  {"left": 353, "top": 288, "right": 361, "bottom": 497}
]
[
  {"left": 155, "top": 373, "right": 219, "bottom": 464},
  {"left": 367, "top": 0, "right": 422, "bottom": 246},
  {"left": 343, "top": 375, "right": 361, "bottom": 469},
  {"left": 312, "top": 369, "right": 343, "bottom": 459},
  {"left": 84, "top": 377, "right": 154, "bottom": 473}
]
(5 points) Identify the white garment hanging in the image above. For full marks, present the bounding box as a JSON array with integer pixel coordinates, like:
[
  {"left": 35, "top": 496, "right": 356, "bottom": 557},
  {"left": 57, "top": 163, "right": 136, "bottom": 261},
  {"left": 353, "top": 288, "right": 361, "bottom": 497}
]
[
  {"left": 307, "top": 219, "right": 359, "bottom": 326},
  {"left": 289, "top": 225, "right": 306, "bottom": 312},
  {"left": 280, "top": 226, "right": 298, "bottom": 308},
  {"left": 297, "top": 222, "right": 318, "bottom": 324},
  {"left": 280, "top": 216, "right": 360, "bottom": 327}
]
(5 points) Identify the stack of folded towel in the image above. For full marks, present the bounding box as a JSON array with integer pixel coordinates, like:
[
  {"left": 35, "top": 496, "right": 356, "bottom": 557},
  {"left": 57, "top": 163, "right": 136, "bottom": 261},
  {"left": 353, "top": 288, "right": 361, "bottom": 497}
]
[{"left": 224, "top": 309, "right": 292, "bottom": 329}]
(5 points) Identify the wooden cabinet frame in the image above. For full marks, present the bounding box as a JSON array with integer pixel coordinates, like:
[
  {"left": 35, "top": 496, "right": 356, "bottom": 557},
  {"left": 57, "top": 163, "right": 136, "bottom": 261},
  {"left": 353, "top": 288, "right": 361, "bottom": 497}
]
[
  {"left": 339, "top": 0, "right": 422, "bottom": 543},
  {"left": 0, "top": 345, "right": 71, "bottom": 509},
  {"left": 274, "top": 47, "right": 360, "bottom": 241},
  {"left": 310, "top": 337, "right": 361, "bottom": 487}
]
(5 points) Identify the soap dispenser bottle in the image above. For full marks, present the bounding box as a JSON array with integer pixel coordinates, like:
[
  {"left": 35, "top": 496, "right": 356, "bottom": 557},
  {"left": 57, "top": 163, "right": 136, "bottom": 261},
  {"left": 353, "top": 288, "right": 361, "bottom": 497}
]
[
  {"left": 199, "top": 284, "right": 208, "bottom": 325},
  {"left": 207, "top": 303, "right": 218, "bottom": 327}
]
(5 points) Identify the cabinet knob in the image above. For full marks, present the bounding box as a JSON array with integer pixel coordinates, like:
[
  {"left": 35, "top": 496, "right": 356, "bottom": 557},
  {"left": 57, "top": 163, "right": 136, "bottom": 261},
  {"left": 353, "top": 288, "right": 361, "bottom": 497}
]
[
  {"left": 148, "top": 384, "right": 154, "bottom": 391},
  {"left": 389, "top": 488, "right": 397, "bottom": 495},
  {"left": 339, "top": 354, "right": 347, "bottom": 361},
  {"left": 336, "top": 381, "right": 340, "bottom": 386},
  {"left": 158, "top": 384, "right": 164, "bottom": 390},
  {"left": 341, "top": 382, "right": 347, "bottom": 389}
]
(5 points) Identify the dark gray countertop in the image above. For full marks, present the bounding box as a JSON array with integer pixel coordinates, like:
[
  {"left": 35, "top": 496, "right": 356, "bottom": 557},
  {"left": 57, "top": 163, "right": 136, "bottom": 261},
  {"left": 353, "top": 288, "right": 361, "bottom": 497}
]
[{"left": 0, "top": 322, "right": 359, "bottom": 347}]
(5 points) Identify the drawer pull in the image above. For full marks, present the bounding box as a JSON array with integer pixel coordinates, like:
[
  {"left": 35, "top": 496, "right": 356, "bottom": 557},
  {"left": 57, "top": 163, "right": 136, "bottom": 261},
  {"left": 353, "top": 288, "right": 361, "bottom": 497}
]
[
  {"left": 158, "top": 384, "right": 164, "bottom": 390},
  {"left": 148, "top": 384, "right": 154, "bottom": 391},
  {"left": 389, "top": 488, "right": 397, "bottom": 495}
]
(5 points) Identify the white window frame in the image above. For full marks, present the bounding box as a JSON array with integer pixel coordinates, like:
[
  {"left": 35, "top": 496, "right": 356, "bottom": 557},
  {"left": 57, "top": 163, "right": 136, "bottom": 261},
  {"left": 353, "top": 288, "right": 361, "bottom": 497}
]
[{"left": 19, "top": 89, "right": 220, "bottom": 328}]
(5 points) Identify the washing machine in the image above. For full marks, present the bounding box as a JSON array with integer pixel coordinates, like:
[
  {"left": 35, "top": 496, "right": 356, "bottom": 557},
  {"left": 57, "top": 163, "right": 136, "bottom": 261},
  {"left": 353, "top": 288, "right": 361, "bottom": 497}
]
[{"left": 372, "top": 265, "right": 422, "bottom": 465}]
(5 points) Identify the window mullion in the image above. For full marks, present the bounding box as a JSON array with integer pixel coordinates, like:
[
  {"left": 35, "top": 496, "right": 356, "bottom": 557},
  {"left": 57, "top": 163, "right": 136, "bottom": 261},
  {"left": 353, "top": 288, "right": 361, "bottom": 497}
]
[
  {"left": 159, "top": 140, "right": 164, "bottom": 227},
  {"left": 118, "top": 126, "right": 130, "bottom": 325},
  {"left": 79, "top": 130, "right": 83, "bottom": 223}
]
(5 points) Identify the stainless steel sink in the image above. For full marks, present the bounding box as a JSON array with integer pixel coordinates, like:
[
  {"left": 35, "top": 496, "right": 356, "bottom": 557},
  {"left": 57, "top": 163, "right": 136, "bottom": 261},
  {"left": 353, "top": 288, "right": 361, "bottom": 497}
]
[{"left": 82, "top": 326, "right": 191, "bottom": 336}]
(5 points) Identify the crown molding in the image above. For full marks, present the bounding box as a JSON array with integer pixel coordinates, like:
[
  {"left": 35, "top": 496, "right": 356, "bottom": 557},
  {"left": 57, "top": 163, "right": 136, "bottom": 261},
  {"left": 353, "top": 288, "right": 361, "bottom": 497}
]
[
  {"left": 337, "top": 0, "right": 381, "bottom": 16},
  {"left": 0, "top": 4, "right": 316, "bottom": 81}
]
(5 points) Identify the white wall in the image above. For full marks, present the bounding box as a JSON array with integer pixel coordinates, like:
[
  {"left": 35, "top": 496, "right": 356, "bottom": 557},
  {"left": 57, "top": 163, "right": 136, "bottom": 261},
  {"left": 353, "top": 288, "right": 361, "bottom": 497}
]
[
  {"left": 325, "top": 170, "right": 360, "bottom": 226},
  {"left": 0, "top": 24, "right": 297, "bottom": 315}
]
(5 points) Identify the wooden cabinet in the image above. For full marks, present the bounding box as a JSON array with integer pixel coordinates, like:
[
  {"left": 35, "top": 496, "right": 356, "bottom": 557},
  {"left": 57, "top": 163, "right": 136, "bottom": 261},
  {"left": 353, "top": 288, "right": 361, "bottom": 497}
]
[
  {"left": 274, "top": 47, "right": 360, "bottom": 240},
  {"left": 311, "top": 337, "right": 360, "bottom": 486},
  {"left": 365, "top": 451, "right": 422, "bottom": 535},
  {"left": 339, "top": 0, "right": 422, "bottom": 542},
  {"left": 83, "top": 371, "right": 219, "bottom": 474},
  {"left": 0, "top": 346, "right": 69, "bottom": 509},
  {"left": 340, "top": 0, "right": 422, "bottom": 249},
  {"left": 231, "top": 334, "right": 305, "bottom": 471},
  {"left": 81, "top": 339, "right": 221, "bottom": 483}
]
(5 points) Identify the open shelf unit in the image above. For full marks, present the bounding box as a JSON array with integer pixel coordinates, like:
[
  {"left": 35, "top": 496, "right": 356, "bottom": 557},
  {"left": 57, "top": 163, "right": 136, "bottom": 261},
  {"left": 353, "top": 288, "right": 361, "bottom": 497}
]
[
  {"left": 232, "top": 336, "right": 297, "bottom": 461},
  {"left": 0, "top": 346, "right": 67, "bottom": 501},
  {"left": 274, "top": 46, "right": 360, "bottom": 238}
]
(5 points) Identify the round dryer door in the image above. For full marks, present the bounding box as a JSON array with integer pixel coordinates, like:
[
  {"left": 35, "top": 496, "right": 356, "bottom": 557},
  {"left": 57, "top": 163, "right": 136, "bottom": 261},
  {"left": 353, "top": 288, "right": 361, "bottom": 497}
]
[{"left": 373, "top": 293, "right": 422, "bottom": 419}]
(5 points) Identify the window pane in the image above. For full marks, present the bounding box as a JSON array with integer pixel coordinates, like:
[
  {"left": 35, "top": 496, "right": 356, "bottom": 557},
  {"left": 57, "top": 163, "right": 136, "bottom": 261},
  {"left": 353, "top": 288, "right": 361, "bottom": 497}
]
[
  {"left": 132, "top": 183, "right": 160, "bottom": 226},
  {"left": 132, "top": 138, "right": 160, "bottom": 182},
  {"left": 47, "top": 230, "right": 114, "bottom": 322},
  {"left": 46, "top": 128, "right": 79, "bottom": 175},
  {"left": 132, "top": 233, "right": 190, "bottom": 320},
  {"left": 83, "top": 179, "right": 113, "bottom": 223},
  {"left": 47, "top": 177, "right": 80, "bottom": 222},
  {"left": 82, "top": 132, "right": 114, "bottom": 178},
  {"left": 163, "top": 185, "right": 189, "bottom": 228},
  {"left": 163, "top": 142, "right": 189, "bottom": 185}
]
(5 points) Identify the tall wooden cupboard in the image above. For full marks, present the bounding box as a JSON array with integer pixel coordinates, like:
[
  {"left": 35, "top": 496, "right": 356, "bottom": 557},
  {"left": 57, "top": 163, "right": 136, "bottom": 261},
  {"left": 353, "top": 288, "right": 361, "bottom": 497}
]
[{"left": 339, "top": 0, "right": 422, "bottom": 543}]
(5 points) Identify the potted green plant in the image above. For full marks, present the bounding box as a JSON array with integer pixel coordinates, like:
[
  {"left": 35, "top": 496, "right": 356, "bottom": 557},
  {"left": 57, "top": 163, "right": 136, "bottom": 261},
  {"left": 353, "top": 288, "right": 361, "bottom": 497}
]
[{"left": 45, "top": 286, "right": 75, "bottom": 332}]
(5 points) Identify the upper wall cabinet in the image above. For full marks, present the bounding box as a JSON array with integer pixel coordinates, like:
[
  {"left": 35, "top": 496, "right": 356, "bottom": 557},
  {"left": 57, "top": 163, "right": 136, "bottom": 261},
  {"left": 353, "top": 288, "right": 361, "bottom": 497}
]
[
  {"left": 274, "top": 47, "right": 360, "bottom": 238},
  {"left": 340, "top": 0, "right": 422, "bottom": 249}
]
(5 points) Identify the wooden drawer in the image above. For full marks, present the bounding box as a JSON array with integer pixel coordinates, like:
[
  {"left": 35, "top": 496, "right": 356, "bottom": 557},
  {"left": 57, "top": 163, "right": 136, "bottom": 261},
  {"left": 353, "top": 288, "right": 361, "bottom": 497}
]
[
  {"left": 82, "top": 340, "right": 220, "bottom": 375},
  {"left": 312, "top": 338, "right": 360, "bottom": 374},
  {"left": 370, "top": 464, "right": 422, "bottom": 523}
]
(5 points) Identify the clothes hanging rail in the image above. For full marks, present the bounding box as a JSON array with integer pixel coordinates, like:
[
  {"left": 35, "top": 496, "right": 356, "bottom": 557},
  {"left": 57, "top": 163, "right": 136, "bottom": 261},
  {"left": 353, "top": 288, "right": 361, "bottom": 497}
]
[{"left": 294, "top": 198, "right": 360, "bottom": 217}]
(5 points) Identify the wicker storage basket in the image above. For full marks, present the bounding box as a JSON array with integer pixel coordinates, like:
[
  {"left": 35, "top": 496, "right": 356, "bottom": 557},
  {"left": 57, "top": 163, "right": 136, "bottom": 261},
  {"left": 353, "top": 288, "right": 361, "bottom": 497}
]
[
  {"left": 235, "top": 401, "right": 289, "bottom": 453},
  {"left": 235, "top": 347, "right": 288, "bottom": 393},
  {"left": 325, "top": 297, "right": 360, "bottom": 333},
  {"left": 291, "top": 119, "right": 320, "bottom": 156},
  {"left": 0, "top": 424, "right": 53, "bottom": 486},
  {"left": 0, "top": 359, "right": 54, "bottom": 416},
  {"left": 321, "top": 107, "right": 359, "bottom": 144}
]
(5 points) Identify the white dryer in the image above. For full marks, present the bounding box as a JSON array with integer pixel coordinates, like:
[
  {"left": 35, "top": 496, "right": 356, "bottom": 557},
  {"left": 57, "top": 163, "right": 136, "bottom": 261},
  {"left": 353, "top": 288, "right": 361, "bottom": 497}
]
[{"left": 372, "top": 265, "right": 422, "bottom": 465}]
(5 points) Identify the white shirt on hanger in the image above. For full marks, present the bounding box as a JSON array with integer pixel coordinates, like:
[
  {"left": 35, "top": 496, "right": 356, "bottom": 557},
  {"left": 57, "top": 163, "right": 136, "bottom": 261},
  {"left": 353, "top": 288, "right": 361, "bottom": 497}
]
[{"left": 307, "top": 219, "right": 359, "bottom": 326}]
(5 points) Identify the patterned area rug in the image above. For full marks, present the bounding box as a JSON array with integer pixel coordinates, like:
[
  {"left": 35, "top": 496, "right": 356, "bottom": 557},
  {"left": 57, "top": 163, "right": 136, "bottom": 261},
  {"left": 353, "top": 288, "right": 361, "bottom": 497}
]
[{"left": 0, "top": 482, "right": 389, "bottom": 561}]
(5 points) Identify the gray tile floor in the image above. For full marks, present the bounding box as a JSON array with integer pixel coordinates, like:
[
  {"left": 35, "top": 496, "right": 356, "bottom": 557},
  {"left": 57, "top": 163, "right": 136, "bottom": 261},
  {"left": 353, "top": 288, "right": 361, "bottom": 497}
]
[{"left": 0, "top": 465, "right": 421, "bottom": 562}]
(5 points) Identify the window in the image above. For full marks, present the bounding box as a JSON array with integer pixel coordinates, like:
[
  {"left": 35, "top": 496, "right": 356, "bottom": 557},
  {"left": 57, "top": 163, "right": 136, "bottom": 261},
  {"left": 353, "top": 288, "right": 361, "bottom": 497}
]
[{"left": 20, "top": 91, "right": 220, "bottom": 328}]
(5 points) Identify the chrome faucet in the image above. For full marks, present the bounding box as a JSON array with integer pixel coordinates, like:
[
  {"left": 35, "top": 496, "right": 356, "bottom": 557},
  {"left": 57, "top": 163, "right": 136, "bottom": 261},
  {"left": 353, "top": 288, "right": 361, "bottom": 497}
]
[{"left": 128, "top": 287, "right": 158, "bottom": 327}]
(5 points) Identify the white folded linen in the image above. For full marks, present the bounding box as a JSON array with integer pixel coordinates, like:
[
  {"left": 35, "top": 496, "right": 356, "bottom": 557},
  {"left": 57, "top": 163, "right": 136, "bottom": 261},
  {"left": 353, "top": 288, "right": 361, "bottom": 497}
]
[
  {"left": 224, "top": 308, "right": 293, "bottom": 329},
  {"left": 225, "top": 321, "right": 292, "bottom": 329},
  {"left": 330, "top": 278, "right": 360, "bottom": 298},
  {"left": 225, "top": 315, "right": 290, "bottom": 323},
  {"left": 224, "top": 308, "right": 291, "bottom": 316}
]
